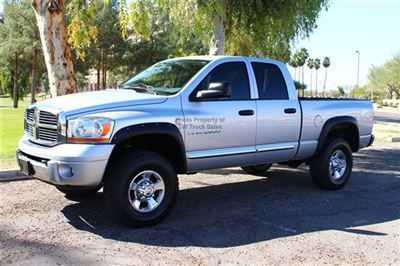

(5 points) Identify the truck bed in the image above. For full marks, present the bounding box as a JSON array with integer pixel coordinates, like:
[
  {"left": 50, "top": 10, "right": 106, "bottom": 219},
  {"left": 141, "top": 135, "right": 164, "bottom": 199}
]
[{"left": 294, "top": 98, "right": 374, "bottom": 160}]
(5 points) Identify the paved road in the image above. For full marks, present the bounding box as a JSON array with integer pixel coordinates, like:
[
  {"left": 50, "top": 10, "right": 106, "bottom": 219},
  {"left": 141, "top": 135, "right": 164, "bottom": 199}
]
[
  {"left": 374, "top": 109, "right": 400, "bottom": 123},
  {"left": 1, "top": 143, "right": 400, "bottom": 265}
]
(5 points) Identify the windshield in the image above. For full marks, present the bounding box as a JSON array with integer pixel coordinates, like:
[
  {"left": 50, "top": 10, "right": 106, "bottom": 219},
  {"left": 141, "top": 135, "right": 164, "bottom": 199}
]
[{"left": 121, "top": 59, "right": 210, "bottom": 95}]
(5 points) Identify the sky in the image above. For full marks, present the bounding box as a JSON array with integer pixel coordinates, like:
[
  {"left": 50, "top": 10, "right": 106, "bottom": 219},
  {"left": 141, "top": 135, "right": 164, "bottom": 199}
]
[{"left": 293, "top": 0, "right": 400, "bottom": 91}]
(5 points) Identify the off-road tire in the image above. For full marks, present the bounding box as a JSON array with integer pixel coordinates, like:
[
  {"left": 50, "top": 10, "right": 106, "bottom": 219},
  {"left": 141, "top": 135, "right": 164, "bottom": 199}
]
[
  {"left": 104, "top": 151, "right": 179, "bottom": 227},
  {"left": 310, "top": 138, "right": 353, "bottom": 190}
]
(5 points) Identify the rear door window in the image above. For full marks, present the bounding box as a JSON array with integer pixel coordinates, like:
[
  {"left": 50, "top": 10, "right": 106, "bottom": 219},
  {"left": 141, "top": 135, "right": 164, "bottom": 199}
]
[{"left": 251, "top": 62, "right": 288, "bottom": 100}]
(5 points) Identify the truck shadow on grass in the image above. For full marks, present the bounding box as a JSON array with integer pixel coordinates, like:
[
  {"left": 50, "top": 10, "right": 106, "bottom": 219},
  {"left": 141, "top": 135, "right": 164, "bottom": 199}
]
[{"left": 62, "top": 146, "right": 400, "bottom": 248}]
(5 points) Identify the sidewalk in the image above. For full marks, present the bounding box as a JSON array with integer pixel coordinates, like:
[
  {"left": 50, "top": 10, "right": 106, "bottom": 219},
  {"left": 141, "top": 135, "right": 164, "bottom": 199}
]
[{"left": 0, "top": 168, "right": 30, "bottom": 182}]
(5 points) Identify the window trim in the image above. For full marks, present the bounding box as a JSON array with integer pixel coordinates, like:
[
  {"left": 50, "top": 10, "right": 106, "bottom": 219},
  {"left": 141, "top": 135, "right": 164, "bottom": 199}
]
[
  {"left": 189, "top": 61, "right": 252, "bottom": 102},
  {"left": 250, "top": 62, "right": 289, "bottom": 100}
]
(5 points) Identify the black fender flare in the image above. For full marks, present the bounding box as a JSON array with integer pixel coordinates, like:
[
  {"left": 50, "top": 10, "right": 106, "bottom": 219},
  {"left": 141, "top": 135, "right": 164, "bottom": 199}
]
[
  {"left": 110, "top": 122, "right": 186, "bottom": 172},
  {"left": 315, "top": 116, "right": 359, "bottom": 154}
]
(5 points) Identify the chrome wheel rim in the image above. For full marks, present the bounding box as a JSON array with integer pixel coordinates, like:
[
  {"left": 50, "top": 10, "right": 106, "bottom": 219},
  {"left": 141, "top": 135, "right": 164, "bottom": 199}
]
[
  {"left": 128, "top": 170, "right": 165, "bottom": 213},
  {"left": 329, "top": 150, "right": 347, "bottom": 180}
]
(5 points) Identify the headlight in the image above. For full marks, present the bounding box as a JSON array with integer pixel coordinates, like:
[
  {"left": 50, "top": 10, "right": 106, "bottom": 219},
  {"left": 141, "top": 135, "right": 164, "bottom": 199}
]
[{"left": 67, "top": 117, "right": 114, "bottom": 143}]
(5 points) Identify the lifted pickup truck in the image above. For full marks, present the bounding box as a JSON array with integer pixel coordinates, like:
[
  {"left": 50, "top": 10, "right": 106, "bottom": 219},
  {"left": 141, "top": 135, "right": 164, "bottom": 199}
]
[{"left": 17, "top": 56, "right": 374, "bottom": 227}]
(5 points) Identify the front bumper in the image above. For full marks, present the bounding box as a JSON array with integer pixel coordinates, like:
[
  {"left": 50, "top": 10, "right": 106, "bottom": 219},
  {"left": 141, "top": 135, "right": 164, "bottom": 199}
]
[{"left": 17, "top": 136, "right": 114, "bottom": 186}]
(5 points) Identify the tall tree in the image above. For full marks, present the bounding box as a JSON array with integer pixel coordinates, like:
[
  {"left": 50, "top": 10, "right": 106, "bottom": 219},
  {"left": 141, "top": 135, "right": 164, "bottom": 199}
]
[
  {"left": 367, "top": 54, "right": 400, "bottom": 101},
  {"left": 163, "top": 0, "right": 329, "bottom": 59},
  {"left": 295, "top": 52, "right": 303, "bottom": 81},
  {"left": 289, "top": 58, "right": 298, "bottom": 81},
  {"left": 314, "top": 58, "right": 321, "bottom": 96},
  {"left": 299, "top": 48, "right": 309, "bottom": 86},
  {"left": 91, "top": 0, "right": 126, "bottom": 89},
  {"left": 0, "top": 0, "right": 40, "bottom": 107},
  {"left": 31, "top": 0, "right": 77, "bottom": 97},
  {"left": 307, "top": 58, "right": 315, "bottom": 96},
  {"left": 322, "top": 56, "right": 330, "bottom": 97}
]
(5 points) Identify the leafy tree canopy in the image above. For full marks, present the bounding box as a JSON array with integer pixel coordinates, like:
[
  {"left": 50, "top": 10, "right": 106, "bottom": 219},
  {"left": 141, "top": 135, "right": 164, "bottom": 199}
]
[
  {"left": 0, "top": 0, "right": 43, "bottom": 99},
  {"left": 66, "top": 0, "right": 329, "bottom": 61},
  {"left": 367, "top": 53, "right": 400, "bottom": 100},
  {"left": 161, "top": 0, "right": 329, "bottom": 61},
  {"left": 0, "top": 0, "right": 40, "bottom": 61}
]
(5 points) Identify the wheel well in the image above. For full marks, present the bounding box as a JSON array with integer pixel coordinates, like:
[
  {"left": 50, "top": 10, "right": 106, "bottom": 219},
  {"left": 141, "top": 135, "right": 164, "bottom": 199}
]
[
  {"left": 326, "top": 123, "right": 359, "bottom": 152},
  {"left": 108, "top": 134, "right": 186, "bottom": 174}
]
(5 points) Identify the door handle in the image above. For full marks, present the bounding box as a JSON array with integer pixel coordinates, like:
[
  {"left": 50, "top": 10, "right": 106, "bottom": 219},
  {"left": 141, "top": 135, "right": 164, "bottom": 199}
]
[
  {"left": 238, "top": 110, "right": 254, "bottom": 116},
  {"left": 284, "top": 108, "right": 297, "bottom": 114}
]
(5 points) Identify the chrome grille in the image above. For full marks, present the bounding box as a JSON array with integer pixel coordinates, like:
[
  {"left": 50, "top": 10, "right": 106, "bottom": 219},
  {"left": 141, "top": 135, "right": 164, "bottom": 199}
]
[
  {"left": 26, "top": 123, "right": 34, "bottom": 136},
  {"left": 39, "top": 111, "right": 58, "bottom": 125},
  {"left": 25, "top": 107, "right": 59, "bottom": 146},
  {"left": 38, "top": 127, "right": 58, "bottom": 141},
  {"left": 26, "top": 109, "right": 35, "bottom": 121}
]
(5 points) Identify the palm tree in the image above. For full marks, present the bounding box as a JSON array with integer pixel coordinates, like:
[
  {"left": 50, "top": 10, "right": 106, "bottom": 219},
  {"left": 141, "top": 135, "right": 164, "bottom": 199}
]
[
  {"left": 299, "top": 48, "right": 309, "bottom": 85},
  {"left": 314, "top": 58, "right": 321, "bottom": 97},
  {"left": 296, "top": 54, "right": 304, "bottom": 82},
  {"left": 290, "top": 51, "right": 303, "bottom": 81},
  {"left": 289, "top": 59, "right": 298, "bottom": 80},
  {"left": 307, "top": 58, "right": 314, "bottom": 96},
  {"left": 322, "top": 57, "right": 331, "bottom": 97}
]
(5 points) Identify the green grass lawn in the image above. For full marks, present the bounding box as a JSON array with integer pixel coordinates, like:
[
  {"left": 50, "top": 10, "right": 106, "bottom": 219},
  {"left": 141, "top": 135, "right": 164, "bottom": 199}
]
[
  {"left": 373, "top": 121, "right": 400, "bottom": 143},
  {"left": 0, "top": 96, "right": 31, "bottom": 169}
]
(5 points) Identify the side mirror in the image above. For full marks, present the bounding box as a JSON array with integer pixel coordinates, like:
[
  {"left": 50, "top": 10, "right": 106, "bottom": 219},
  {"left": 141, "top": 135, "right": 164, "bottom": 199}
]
[{"left": 196, "top": 82, "right": 231, "bottom": 99}]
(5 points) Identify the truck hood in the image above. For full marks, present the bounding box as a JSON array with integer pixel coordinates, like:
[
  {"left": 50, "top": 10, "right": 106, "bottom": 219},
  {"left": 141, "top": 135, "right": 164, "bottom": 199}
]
[{"left": 33, "top": 89, "right": 168, "bottom": 115}]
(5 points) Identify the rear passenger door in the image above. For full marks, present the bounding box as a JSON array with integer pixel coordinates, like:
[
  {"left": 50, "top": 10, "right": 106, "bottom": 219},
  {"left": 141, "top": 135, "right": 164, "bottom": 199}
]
[{"left": 250, "top": 61, "right": 301, "bottom": 164}]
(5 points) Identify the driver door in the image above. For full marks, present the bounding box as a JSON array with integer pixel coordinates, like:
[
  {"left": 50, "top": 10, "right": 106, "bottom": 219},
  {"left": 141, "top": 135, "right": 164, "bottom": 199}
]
[{"left": 181, "top": 61, "right": 257, "bottom": 171}]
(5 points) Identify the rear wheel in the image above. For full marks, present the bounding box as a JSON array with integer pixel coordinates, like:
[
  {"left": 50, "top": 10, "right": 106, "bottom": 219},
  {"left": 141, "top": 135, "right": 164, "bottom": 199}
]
[
  {"left": 310, "top": 138, "right": 353, "bottom": 190},
  {"left": 104, "top": 151, "right": 178, "bottom": 227},
  {"left": 241, "top": 163, "right": 272, "bottom": 175}
]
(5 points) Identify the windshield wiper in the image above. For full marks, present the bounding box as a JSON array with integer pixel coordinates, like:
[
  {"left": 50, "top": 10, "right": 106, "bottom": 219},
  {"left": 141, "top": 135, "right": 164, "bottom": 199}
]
[{"left": 120, "top": 83, "right": 157, "bottom": 95}]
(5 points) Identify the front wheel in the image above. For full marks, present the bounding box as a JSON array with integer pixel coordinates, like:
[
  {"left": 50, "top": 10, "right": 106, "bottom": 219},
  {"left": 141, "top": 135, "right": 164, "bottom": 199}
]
[
  {"left": 310, "top": 138, "right": 353, "bottom": 190},
  {"left": 104, "top": 151, "right": 178, "bottom": 227}
]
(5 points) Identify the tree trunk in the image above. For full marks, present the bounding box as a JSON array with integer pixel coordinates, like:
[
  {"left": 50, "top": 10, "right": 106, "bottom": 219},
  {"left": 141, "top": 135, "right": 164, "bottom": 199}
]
[
  {"left": 97, "top": 62, "right": 100, "bottom": 90},
  {"left": 388, "top": 84, "right": 399, "bottom": 100},
  {"left": 13, "top": 53, "right": 19, "bottom": 108},
  {"left": 315, "top": 70, "right": 318, "bottom": 97},
  {"left": 323, "top": 67, "right": 327, "bottom": 97},
  {"left": 298, "top": 67, "right": 301, "bottom": 82},
  {"left": 309, "top": 71, "right": 313, "bottom": 97},
  {"left": 209, "top": 1, "right": 226, "bottom": 55},
  {"left": 302, "top": 66, "right": 305, "bottom": 97},
  {"left": 31, "top": 48, "right": 38, "bottom": 103},
  {"left": 32, "top": 0, "right": 77, "bottom": 97},
  {"left": 102, "top": 48, "right": 107, "bottom": 89}
]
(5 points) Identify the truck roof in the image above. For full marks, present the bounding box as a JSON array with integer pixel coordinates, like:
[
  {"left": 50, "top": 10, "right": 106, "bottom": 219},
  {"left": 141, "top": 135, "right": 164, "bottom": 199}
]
[{"left": 165, "top": 55, "right": 284, "bottom": 66}]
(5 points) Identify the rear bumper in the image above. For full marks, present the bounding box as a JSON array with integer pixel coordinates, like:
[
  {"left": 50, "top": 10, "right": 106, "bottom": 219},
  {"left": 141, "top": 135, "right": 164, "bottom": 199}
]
[
  {"left": 360, "top": 134, "right": 374, "bottom": 149},
  {"left": 17, "top": 136, "right": 114, "bottom": 186},
  {"left": 368, "top": 134, "right": 375, "bottom": 147}
]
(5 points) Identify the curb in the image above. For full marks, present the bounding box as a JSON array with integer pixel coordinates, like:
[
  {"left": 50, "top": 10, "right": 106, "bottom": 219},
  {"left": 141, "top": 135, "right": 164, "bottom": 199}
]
[
  {"left": 392, "top": 137, "right": 400, "bottom": 142},
  {"left": 0, "top": 169, "right": 31, "bottom": 182}
]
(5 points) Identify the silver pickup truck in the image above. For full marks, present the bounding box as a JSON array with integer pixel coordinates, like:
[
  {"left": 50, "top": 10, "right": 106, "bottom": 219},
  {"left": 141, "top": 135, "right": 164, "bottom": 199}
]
[{"left": 17, "top": 56, "right": 374, "bottom": 226}]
